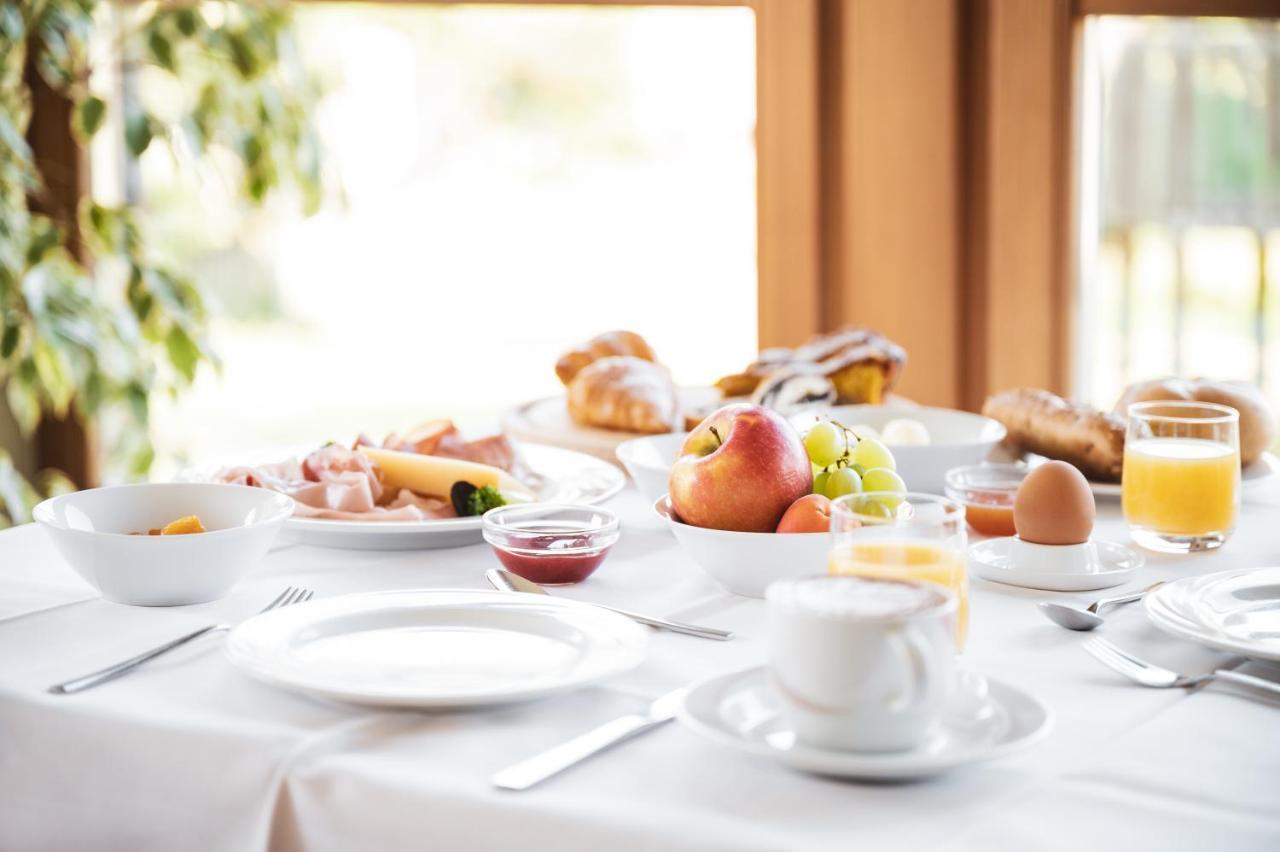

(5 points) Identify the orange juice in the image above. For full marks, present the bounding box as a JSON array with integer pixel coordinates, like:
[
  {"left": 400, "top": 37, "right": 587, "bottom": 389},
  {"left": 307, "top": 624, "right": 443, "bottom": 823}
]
[
  {"left": 828, "top": 541, "right": 968, "bottom": 647},
  {"left": 1122, "top": 438, "right": 1239, "bottom": 535}
]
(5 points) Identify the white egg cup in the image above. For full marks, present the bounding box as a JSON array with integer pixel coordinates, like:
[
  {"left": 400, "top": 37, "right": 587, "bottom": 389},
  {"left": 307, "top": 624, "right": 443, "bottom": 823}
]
[{"left": 968, "top": 535, "right": 1144, "bottom": 592}]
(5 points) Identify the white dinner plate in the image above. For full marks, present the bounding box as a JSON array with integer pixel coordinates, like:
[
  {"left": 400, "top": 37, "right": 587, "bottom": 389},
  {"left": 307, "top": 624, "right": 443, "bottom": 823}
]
[
  {"left": 1078, "top": 452, "right": 1280, "bottom": 499},
  {"left": 1144, "top": 567, "right": 1280, "bottom": 662},
  {"left": 226, "top": 589, "right": 649, "bottom": 708},
  {"left": 678, "top": 667, "right": 1051, "bottom": 780},
  {"left": 280, "top": 444, "right": 625, "bottom": 550},
  {"left": 501, "top": 387, "right": 721, "bottom": 464},
  {"left": 968, "top": 537, "right": 1142, "bottom": 592}
]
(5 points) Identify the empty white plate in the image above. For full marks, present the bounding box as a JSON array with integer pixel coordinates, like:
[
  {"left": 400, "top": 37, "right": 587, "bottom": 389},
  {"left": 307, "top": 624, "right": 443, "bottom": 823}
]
[
  {"left": 968, "top": 537, "right": 1142, "bottom": 592},
  {"left": 678, "top": 667, "right": 1051, "bottom": 781},
  {"left": 1145, "top": 567, "right": 1280, "bottom": 662},
  {"left": 226, "top": 589, "right": 648, "bottom": 708}
]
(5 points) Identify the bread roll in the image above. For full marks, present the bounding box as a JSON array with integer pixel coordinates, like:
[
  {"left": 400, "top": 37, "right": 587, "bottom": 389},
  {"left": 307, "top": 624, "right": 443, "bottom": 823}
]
[
  {"left": 1115, "top": 378, "right": 1276, "bottom": 466},
  {"left": 982, "top": 388, "right": 1125, "bottom": 482}
]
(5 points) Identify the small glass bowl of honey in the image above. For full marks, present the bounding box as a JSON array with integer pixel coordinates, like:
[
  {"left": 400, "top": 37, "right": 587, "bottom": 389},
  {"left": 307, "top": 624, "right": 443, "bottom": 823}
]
[{"left": 944, "top": 464, "right": 1029, "bottom": 538}]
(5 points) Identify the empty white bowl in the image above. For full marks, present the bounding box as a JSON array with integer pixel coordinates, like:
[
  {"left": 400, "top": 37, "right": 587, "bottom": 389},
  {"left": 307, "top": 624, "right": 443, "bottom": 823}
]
[
  {"left": 654, "top": 495, "right": 828, "bottom": 598},
  {"left": 615, "top": 433, "right": 687, "bottom": 504},
  {"left": 34, "top": 483, "right": 294, "bottom": 606},
  {"left": 791, "top": 405, "right": 1006, "bottom": 494}
]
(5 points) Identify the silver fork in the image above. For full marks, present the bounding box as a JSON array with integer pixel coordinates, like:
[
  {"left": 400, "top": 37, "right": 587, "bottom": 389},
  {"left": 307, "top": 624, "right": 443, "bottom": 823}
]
[
  {"left": 1083, "top": 636, "right": 1280, "bottom": 699},
  {"left": 49, "top": 586, "right": 315, "bottom": 695}
]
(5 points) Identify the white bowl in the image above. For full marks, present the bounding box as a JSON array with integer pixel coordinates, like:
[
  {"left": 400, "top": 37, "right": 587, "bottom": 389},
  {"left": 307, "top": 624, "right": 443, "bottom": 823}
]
[
  {"left": 615, "top": 433, "right": 687, "bottom": 504},
  {"left": 792, "top": 405, "right": 1006, "bottom": 494},
  {"left": 654, "top": 495, "right": 828, "bottom": 598},
  {"left": 34, "top": 483, "right": 294, "bottom": 606}
]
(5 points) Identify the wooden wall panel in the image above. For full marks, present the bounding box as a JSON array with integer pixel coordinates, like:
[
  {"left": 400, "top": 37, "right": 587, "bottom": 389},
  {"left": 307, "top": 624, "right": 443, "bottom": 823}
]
[
  {"left": 825, "top": 0, "right": 962, "bottom": 408},
  {"left": 754, "top": 0, "right": 822, "bottom": 348},
  {"left": 967, "top": 0, "right": 1073, "bottom": 405}
]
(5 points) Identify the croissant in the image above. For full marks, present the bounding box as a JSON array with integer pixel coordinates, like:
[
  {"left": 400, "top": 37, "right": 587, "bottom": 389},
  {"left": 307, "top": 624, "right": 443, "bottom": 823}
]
[
  {"left": 556, "top": 331, "right": 657, "bottom": 386},
  {"left": 567, "top": 356, "right": 678, "bottom": 434}
]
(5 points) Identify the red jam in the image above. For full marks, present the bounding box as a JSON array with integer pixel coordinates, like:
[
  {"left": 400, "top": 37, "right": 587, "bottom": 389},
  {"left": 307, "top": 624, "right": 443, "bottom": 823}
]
[{"left": 490, "top": 534, "right": 611, "bottom": 585}]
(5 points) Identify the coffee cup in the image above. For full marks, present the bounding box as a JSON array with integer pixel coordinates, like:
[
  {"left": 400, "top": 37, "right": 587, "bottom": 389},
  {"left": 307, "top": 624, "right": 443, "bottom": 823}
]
[{"left": 765, "top": 575, "right": 957, "bottom": 752}]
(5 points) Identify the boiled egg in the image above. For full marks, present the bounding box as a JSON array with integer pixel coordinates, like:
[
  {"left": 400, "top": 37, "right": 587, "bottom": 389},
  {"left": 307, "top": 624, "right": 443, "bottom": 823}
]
[{"left": 1012, "top": 460, "right": 1095, "bottom": 545}]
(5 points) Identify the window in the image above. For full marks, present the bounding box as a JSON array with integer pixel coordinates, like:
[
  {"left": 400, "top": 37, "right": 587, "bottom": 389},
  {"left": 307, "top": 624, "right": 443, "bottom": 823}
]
[
  {"left": 96, "top": 5, "right": 757, "bottom": 475},
  {"left": 1077, "top": 16, "right": 1280, "bottom": 411}
]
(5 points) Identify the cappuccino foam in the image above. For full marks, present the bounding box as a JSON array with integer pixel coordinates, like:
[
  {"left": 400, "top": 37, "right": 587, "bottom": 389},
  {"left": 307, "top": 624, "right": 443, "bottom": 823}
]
[{"left": 767, "top": 575, "right": 950, "bottom": 620}]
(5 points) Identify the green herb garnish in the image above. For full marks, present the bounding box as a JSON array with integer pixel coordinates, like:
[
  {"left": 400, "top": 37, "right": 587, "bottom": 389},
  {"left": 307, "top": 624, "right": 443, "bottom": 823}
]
[{"left": 450, "top": 481, "right": 508, "bottom": 517}]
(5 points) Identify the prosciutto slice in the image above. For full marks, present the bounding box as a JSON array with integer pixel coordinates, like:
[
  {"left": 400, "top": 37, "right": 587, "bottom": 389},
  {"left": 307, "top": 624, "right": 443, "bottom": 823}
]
[{"left": 215, "top": 445, "right": 456, "bottom": 522}]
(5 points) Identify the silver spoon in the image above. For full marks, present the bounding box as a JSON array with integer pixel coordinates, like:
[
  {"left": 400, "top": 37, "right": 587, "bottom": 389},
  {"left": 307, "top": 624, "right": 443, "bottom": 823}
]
[
  {"left": 485, "top": 569, "right": 734, "bottom": 640},
  {"left": 1038, "top": 582, "right": 1166, "bottom": 631}
]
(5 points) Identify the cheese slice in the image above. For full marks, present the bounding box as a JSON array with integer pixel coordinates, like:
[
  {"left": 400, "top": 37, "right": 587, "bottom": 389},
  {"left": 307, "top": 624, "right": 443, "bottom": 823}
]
[{"left": 357, "top": 446, "right": 532, "bottom": 500}]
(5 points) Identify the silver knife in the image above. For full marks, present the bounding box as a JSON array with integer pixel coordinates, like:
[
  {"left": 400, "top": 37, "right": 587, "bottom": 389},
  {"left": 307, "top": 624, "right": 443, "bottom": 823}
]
[
  {"left": 485, "top": 569, "right": 734, "bottom": 641},
  {"left": 491, "top": 688, "right": 688, "bottom": 791}
]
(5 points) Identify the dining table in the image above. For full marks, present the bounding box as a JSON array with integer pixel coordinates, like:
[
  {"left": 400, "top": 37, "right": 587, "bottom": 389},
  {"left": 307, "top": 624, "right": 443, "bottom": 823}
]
[{"left": 2, "top": 477, "right": 1279, "bottom": 852}]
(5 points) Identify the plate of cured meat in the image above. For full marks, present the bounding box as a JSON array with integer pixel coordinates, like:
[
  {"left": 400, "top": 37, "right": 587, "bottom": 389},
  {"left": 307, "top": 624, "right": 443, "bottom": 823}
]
[{"left": 204, "top": 421, "right": 625, "bottom": 550}]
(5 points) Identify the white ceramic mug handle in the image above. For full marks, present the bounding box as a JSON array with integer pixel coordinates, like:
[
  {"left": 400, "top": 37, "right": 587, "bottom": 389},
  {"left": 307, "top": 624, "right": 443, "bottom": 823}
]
[{"left": 887, "top": 628, "right": 927, "bottom": 713}]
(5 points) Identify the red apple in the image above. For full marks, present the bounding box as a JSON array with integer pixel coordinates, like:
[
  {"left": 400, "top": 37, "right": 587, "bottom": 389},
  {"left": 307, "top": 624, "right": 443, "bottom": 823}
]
[
  {"left": 776, "top": 494, "right": 833, "bottom": 534},
  {"left": 668, "top": 403, "right": 813, "bottom": 532}
]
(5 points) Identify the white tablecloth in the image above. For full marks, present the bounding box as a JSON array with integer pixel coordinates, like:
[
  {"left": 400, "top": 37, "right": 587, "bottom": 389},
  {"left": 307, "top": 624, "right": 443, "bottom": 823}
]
[{"left": 2, "top": 485, "right": 1279, "bottom": 852}]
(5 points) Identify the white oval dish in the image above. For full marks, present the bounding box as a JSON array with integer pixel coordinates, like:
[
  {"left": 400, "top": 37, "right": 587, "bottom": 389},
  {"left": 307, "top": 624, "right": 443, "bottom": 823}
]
[
  {"left": 615, "top": 433, "right": 686, "bottom": 504},
  {"left": 654, "top": 495, "right": 828, "bottom": 598},
  {"left": 502, "top": 387, "right": 720, "bottom": 464},
  {"left": 967, "top": 537, "right": 1142, "bottom": 592},
  {"left": 226, "top": 589, "right": 648, "bottom": 708},
  {"left": 34, "top": 483, "right": 294, "bottom": 606},
  {"left": 678, "top": 667, "right": 1052, "bottom": 781}
]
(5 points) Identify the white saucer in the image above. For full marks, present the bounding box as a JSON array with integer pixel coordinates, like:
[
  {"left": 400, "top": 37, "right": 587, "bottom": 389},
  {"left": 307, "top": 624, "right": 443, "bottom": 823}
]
[
  {"left": 968, "top": 537, "right": 1143, "bottom": 592},
  {"left": 678, "top": 667, "right": 1052, "bottom": 781}
]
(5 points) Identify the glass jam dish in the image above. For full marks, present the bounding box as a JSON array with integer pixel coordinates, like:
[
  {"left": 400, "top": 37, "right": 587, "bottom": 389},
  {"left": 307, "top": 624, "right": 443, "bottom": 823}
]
[
  {"left": 943, "top": 464, "right": 1029, "bottom": 538},
  {"left": 481, "top": 504, "right": 620, "bottom": 586}
]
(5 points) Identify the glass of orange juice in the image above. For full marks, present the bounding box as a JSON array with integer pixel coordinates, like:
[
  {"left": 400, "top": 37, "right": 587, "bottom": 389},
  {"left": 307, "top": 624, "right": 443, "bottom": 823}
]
[
  {"left": 829, "top": 493, "right": 968, "bottom": 649},
  {"left": 1123, "top": 401, "right": 1240, "bottom": 553}
]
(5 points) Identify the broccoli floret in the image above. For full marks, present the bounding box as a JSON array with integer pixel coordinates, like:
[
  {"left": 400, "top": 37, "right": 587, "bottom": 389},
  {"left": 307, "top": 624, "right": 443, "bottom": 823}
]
[
  {"left": 467, "top": 484, "right": 507, "bottom": 516},
  {"left": 450, "top": 481, "right": 508, "bottom": 516}
]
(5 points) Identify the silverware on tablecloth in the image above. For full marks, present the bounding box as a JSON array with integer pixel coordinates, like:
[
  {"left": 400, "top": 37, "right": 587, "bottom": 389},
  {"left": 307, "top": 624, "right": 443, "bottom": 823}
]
[
  {"left": 1082, "top": 636, "right": 1280, "bottom": 699},
  {"left": 49, "top": 586, "right": 315, "bottom": 695},
  {"left": 485, "top": 568, "right": 733, "bottom": 641},
  {"left": 1039, "top": 581, "right": 1166, "bottom": 631},
  {"left": 491, "top": 687, "right": 688, "bottom": 791}
]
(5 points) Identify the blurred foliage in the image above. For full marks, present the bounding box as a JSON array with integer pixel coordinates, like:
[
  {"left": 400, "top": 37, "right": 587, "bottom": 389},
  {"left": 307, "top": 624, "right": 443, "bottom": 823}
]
[{"left": 0, "top": 1, "right": 324, "bottom": 519}]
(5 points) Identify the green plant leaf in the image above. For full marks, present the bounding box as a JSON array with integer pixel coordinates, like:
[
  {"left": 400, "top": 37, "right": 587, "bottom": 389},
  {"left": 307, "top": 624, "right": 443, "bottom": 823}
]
[
  {"left": 147, "top": 28, "right": 176, "bottom": 72},
  {"left": 1, "top": 319, "right": 19, "bottom": 359},
  {"left": 5, "top": 376, "right": 40, "bottom": 435},
  {"left": 0, "top": 450, "right": 40, "bottom": 526},
  {"left": 125, "top": 112, "right": 154, "bottom": 157},
  {"left": 173, "top": 8, "right": 198, "bottom": 38},
  {"left": 164, "top": 324, "right": 200, "bottom": 383},
  {"left": 73, "top": 95, "right": 106, "bottom": 141}
]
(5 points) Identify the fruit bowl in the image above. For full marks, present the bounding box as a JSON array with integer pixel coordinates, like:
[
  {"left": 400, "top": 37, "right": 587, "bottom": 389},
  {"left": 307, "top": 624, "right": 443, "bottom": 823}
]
[
  {"left": 34, "top": 483, "right": 293, "bottom": 606},
  {"left": 654, "top": 495, "right": 829, "bottom": 598},
  {"left": 791, "top": 405, "right": 1006, "bottom": 494}
]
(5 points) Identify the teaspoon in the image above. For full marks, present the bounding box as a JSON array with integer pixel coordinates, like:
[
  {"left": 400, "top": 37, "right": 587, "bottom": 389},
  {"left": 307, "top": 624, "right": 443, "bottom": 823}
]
[{"left": 1038, "top": 581, "right": 1166, "bottom": 631}]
